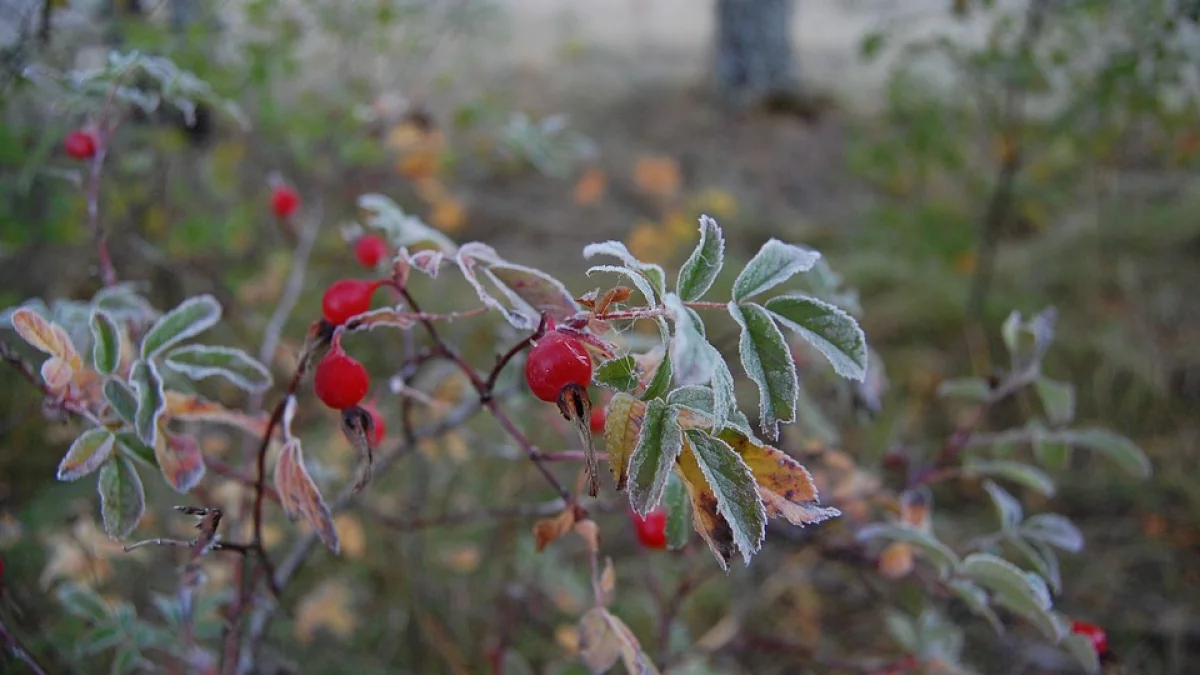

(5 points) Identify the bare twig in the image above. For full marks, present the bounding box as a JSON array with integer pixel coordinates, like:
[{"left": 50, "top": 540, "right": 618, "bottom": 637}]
[{"left": 0, "top": 614, "right": 49, "bottom": 675}]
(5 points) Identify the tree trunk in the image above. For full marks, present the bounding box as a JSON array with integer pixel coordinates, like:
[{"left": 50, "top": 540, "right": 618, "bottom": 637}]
[{"left": 713, "top": 0, "right": 801, "bottom": 107}]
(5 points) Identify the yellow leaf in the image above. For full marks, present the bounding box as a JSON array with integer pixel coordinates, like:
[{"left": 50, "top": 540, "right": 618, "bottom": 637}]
[
  {"left": 603, "top": 393, "right": 646, "bottom": 490},
  {"left": 694, "top": 188, "right": 739, "bottom": 220},
  {"left": 414, "top": 177, "right": 450, "bottom": 204},
  {"left": 274, "top": 439, "right": 340, "bottom": 553},
  {"left": 555, "top": 624, "right": 581, "bottom": 654},
  {"left": 11, "top": 308, "right": 66, "bottom": 357},
  {"left": 294, "top": 578, "right": 358, "bottom": 643},
  {"left": 440, "top": 545, "right": 481, "bottom": 573},
  {"left": 626, "top": 221, "right": 673, "bottom": 263},
  {"left": 165, "top": 392, "right": 270, "bottom": 436},
  {"left": 534, "top": 508, "right": 577, "bottom": 552},
  {"left": 334, "top": 513, "right": 367, "bottom": 559},
  {"left": 41, "top": 356, "right": 74, "bottom": 392},
  {"left": 573, "top": 167, "right": 607, "bottom": 205},
  {"left": 663, "top": 210, "right": 693, "bottom": 240},
  {"left": 717, "top": 429, "right": 841, "bottom": 526},
  {"left": 676, "top": 443, "right": 736, "bottom": 570},
  {"left": 386, "top": 121, "right": 427, "bottom": 151},
  {"left": 429, "top": 198, "right": 466, "bottom": 232}
]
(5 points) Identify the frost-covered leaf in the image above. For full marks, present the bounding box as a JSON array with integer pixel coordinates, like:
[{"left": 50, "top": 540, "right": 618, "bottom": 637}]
[
  {"left": 98, "top": 456, "right": 145, "bottom": 540},
  {"left": 164, "top": 392, "right": 270, "bottom": 436},
  {"left": 1034, "top": 437, "right": 1071, "bottom": 471},
  {"left": 1035, "top": 377, "right": 1075, "bottom": 427},
  {"left": 765, "top": 294, "right": 867, "bottom": 382},
  {"left": 274, "top": 439, "right": 340, "bottom": 553},
  {"left": 10, "top": 307, "right": 78, "bottom": 365},
  {"left": 667, "top": 386, "right": 752, "bottom": 434},
  {"left": 115, "top": 432, "right": 158, "bottom": 469},
  {"left": 604, "top": 393, "right": 645, "bottom": 490},
  {"left": 731, "top": 239, "right": 821, "bottom": 301},
  {"left": 1062, "top": 633, "right": 1101, "bottom": 674},
  {"left": 641, "top": 345, "right": 673, "bottom": 401},
  {"left": 665, "top": 294, "right": 713, "bottom": 387},
  {"left": 1059, "top": 428, "right": 1151, "bottom": 478},
  {"left": 455, "top": 242, "right": 577, "bottom": 329},
  {"left": 1011, "top": 536, "right": 1062, "bottom": 594},
  {"left": 967, "top": 460, "right": 1055, "bottom": 497},
  {"left": 104, "top": 379, "right": 138, "bottom": 426},
  {"left": 675, "top": 448, "right": 735, "bottom": 571},
  {"left": 728, "top": 302, "right": 797, "bottom": 440},
  {"left": 684, "top": 430, "right": 766, "bottom": 565},
  {"left": 578, "top": 607, "right": 660, "bottom": 675},
  {"left": 960, "top": 553, "right": 1052, "bottom": 612},
  {"left": 129, "top": 360, "right": 166, "bottom": 448},
  {"left": 595, "top": 356, "right": 639, "bottom": 392},
  {"left": 981, "top": 480, "right": 1023, "bottom": 531},
  {"left": 947, "top": 580, "right": 1004, "bottom": 635},
  {"left": 164, "top": 345, "right": 272, "bottom": 393},
  {"left": 676, "top": 215, "right": 725, "bottom": 301},
  {"left": 57, "top": 428, "right": 116, "bottom": 481},
  {"left": 358, "top": 193, "right": 456, "bottom": 253},
  {"left": 586, "top": 265, "right": 658, "bottom": 308},
  {"left": 717, "top": 428, "right": 839, "bottom": 527},
  {"left": 582, "top": 241, "right": 666, "bottom": 302},
  {"left": 140, "top": 295, "right": 221, "bottom": 359},
  {"left": 857, "top": 523, "right": 960, "bottom": 575},
  {"left": 628, "top": 400, "right": 683, "bottom": 515},
  {"left": 155, "top": 432, "right": 206, "bottom": 493},
  {"left": 937, "top": 377, "right": 992, "bottom": 402},
  {"left": 664, "top": 471, "right": 691, "bottom": 550},
  {"left": 487, "top": 263, "right": 580, "bottom": 324},
  {"left": 93, "top": 282, "right": 158, "bottom": 325},
  {"left": 57, "top": 582, "right": 112, "bottom": 621},
  {"left": 90, "top": 310, "right": 121, "bottom": 375},
  {"left": 1019, "top": 514, "right": 1083, "bottom": 553}
]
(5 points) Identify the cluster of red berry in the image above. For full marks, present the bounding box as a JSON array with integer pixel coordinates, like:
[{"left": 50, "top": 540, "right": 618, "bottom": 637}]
[{"left": 1071, "top": 619, "right": 1110, "bottom": 658}]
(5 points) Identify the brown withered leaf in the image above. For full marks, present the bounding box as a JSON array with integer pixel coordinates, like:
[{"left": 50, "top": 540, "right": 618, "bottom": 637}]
[
  {"left": 165, "top": 392, "right": 269, "bottom": 437},
  {"left": 594, "top": 286, "right": 633, "bottom": 315},
  {"left": 534, "top": 508, "right": 577, "bottom": 552},
  {"left": 599, "top": 557, "right": 616, "bottom": 606},
  {"left": 717, "top": 429, "right": 841, "bottom": 527},
  {"left": 578, "top": 607, "right": 660, "bottom": 675},
  {"left": 557, "top": 383, "right": 598, "bottom": 496},
  {"left": 675, "top": 443, "right": 736, "bottom": 571},
  {"left": 604, "top": 393, "right": 646, "bottom": 491},
  {"left": 573, "top": 519, "right": 600, "bottom": 553},
  {"left": 273, "top": 438, "right": 340, "bottom": 553},
  {"left": 340, "top": 405, "right": 374, "bottom": 494},
  {"left": 156, "top": 431, "right": 206, "bottom": 494}
]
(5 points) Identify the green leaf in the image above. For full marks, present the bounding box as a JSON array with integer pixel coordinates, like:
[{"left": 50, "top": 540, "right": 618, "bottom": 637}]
[
  {"left": 960, "top": 552, "right": 1052, "bottom": 612},
  {"left": 731, "top": 239, "right": 821, "bottom": 301},
  {"left": 98, "top": 456, "right": 145, "bottom": 540},
  {"left": 728, "top": 302, "right": 797, "bottom": 441},
  {"left": 982, "top": 480, "right": 1023, "bottom": 531},
  {"left": 57, "top": 582, "right": 113, "bottom": 621},
  {"left": 129, "top": 360, "right": 166, "bottom": 448},
  {"left": 1061, "top": 633, "right": 1101, "bottom": 674},
  {"left": 664, "top": 471, "right": 691, "bottom": 550},
  {"left": 966, "top": 460, "right": 1055, "bottom": 497},
  {"left": 1060, "top": 428, "right": 1151, "bottom": 478},
  {"left": 582, "top": 241, "right": 667, "bottom": 303},
  {"left": 587, "top": 265, "right": 659, "bottom": 308},
  {"left": 1010, "top": 536, "right": 1062, "bottom": 594},
  {"left": 859, "top": 31, "right": 888, "bottom": 59},
  {"left": 1033, "top": 437, "right": 1071, "bottom": 471},
  {"left": 676, "top": 215, "right": 725, "bottom": 301},
  {"left": 947, "top": 580, "right": 1004, "bottom": 635},
  {"left": 58, "top": 428, "right": 116, "bottom": 481},
  {"left": 139, "top": 294, "right": 221, "bottom": 359},
  {"left": 1035, "top": 377, "right": 1075, "bottom": 426},
  {"left": 81, "top": 624, "right": 127, "bottom": 655},
  {"left": 164, "top": 345, "right": 273, "bottom": 393},
  {"left": 104, "top": 379, "right": 138, "bottom": 426},
  {"left": 765, "top": 294, "right": 868, "bottom": 382},
  {"left": 937, "top": 377, "right": 992, "bottom": 402},
  {"left": 595, "top": 355, "right": 640, "bottom": 392},
  {"left": 684, "top": 430, "right": 766, "bottom": 564},
  {"left": 628, "top": 399, "right": 683, "bottom": 516},
  {"left": 666, "top": 385, "right": 752, "bottom": 434},
  {"left": 1019, "top": 514, "right": 1083, "bottom": 553},
  {"left": 856, "top": 523, "right": 961, "bottom": 576},
  {"left": 115, "top": 432, "right": 158, "bottom": 469},
  {"left": 665, "top": 294, "right": 714, "bottom": 387},
  {"left": 90, "top": 310, "right": 121, "bottom": 376},
  {"left": 641, "top": 346, "right": 673, "bottom": 401}
]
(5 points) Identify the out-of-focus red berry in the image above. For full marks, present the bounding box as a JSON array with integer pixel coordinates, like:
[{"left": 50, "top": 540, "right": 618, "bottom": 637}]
[
  {"left": 271, "top": 185, "right": 300, "bottom": 218},
  {"left": 590, "top": 407, "right": 605, "bottom": 435},
  {"left": 64, "top": 130, "right": 97, "bottom": 160},
  {"left": 1070, "top": 619, "right": 1109, "bottom": 656},
  {"left": 630, "top": 509, "right": 667, "bottom": 549},
  {"left": 354, "top": 234, "right": 390, "bottom": 269},
  {"left": 363, "top": 401, "right": 386, "bottom": 446},
  {"left": 321, "top": 279, "right": 383, "bottom": 326}
]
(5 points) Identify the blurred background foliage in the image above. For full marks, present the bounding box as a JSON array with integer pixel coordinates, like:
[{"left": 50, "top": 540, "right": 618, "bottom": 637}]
[{"left": 1, "top": 0, "right": 1199, "bottom": 673}]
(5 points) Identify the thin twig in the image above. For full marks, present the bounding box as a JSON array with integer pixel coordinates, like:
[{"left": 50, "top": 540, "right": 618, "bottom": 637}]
[{"left": 0, "top": 614, "right": 49, "bottom": 675}]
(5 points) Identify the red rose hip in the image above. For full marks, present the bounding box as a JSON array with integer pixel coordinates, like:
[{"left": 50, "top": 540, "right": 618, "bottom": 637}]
[
  {"left": 271, "top": 185, "right": 300, "bottom": 218},
  {"left": 64, "top": 130, "right": 97, "bottom": 160},
  {"left": 363, "top": 401, "right": 386, "bottom": 446},
  {"left": 354, "top": 234, "right": 389, "bottom": 268},
  {"left": 314, "top": 346, "right": 370, "bottom": 410},
  {"left": 1070, "top": 619, "right": 1108, "bottom": 656},
  {"left": 590, "top": 407, "right": 606, "bottom": 434},
  {"left": 322, "top": 279, "right": 383, "bottom": 326},
  {"left": 525, "top": 331, "right": 593, "bottom": 403},
  {"left": 630, "top": 509, "right": 667, "bottom": 549}
]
